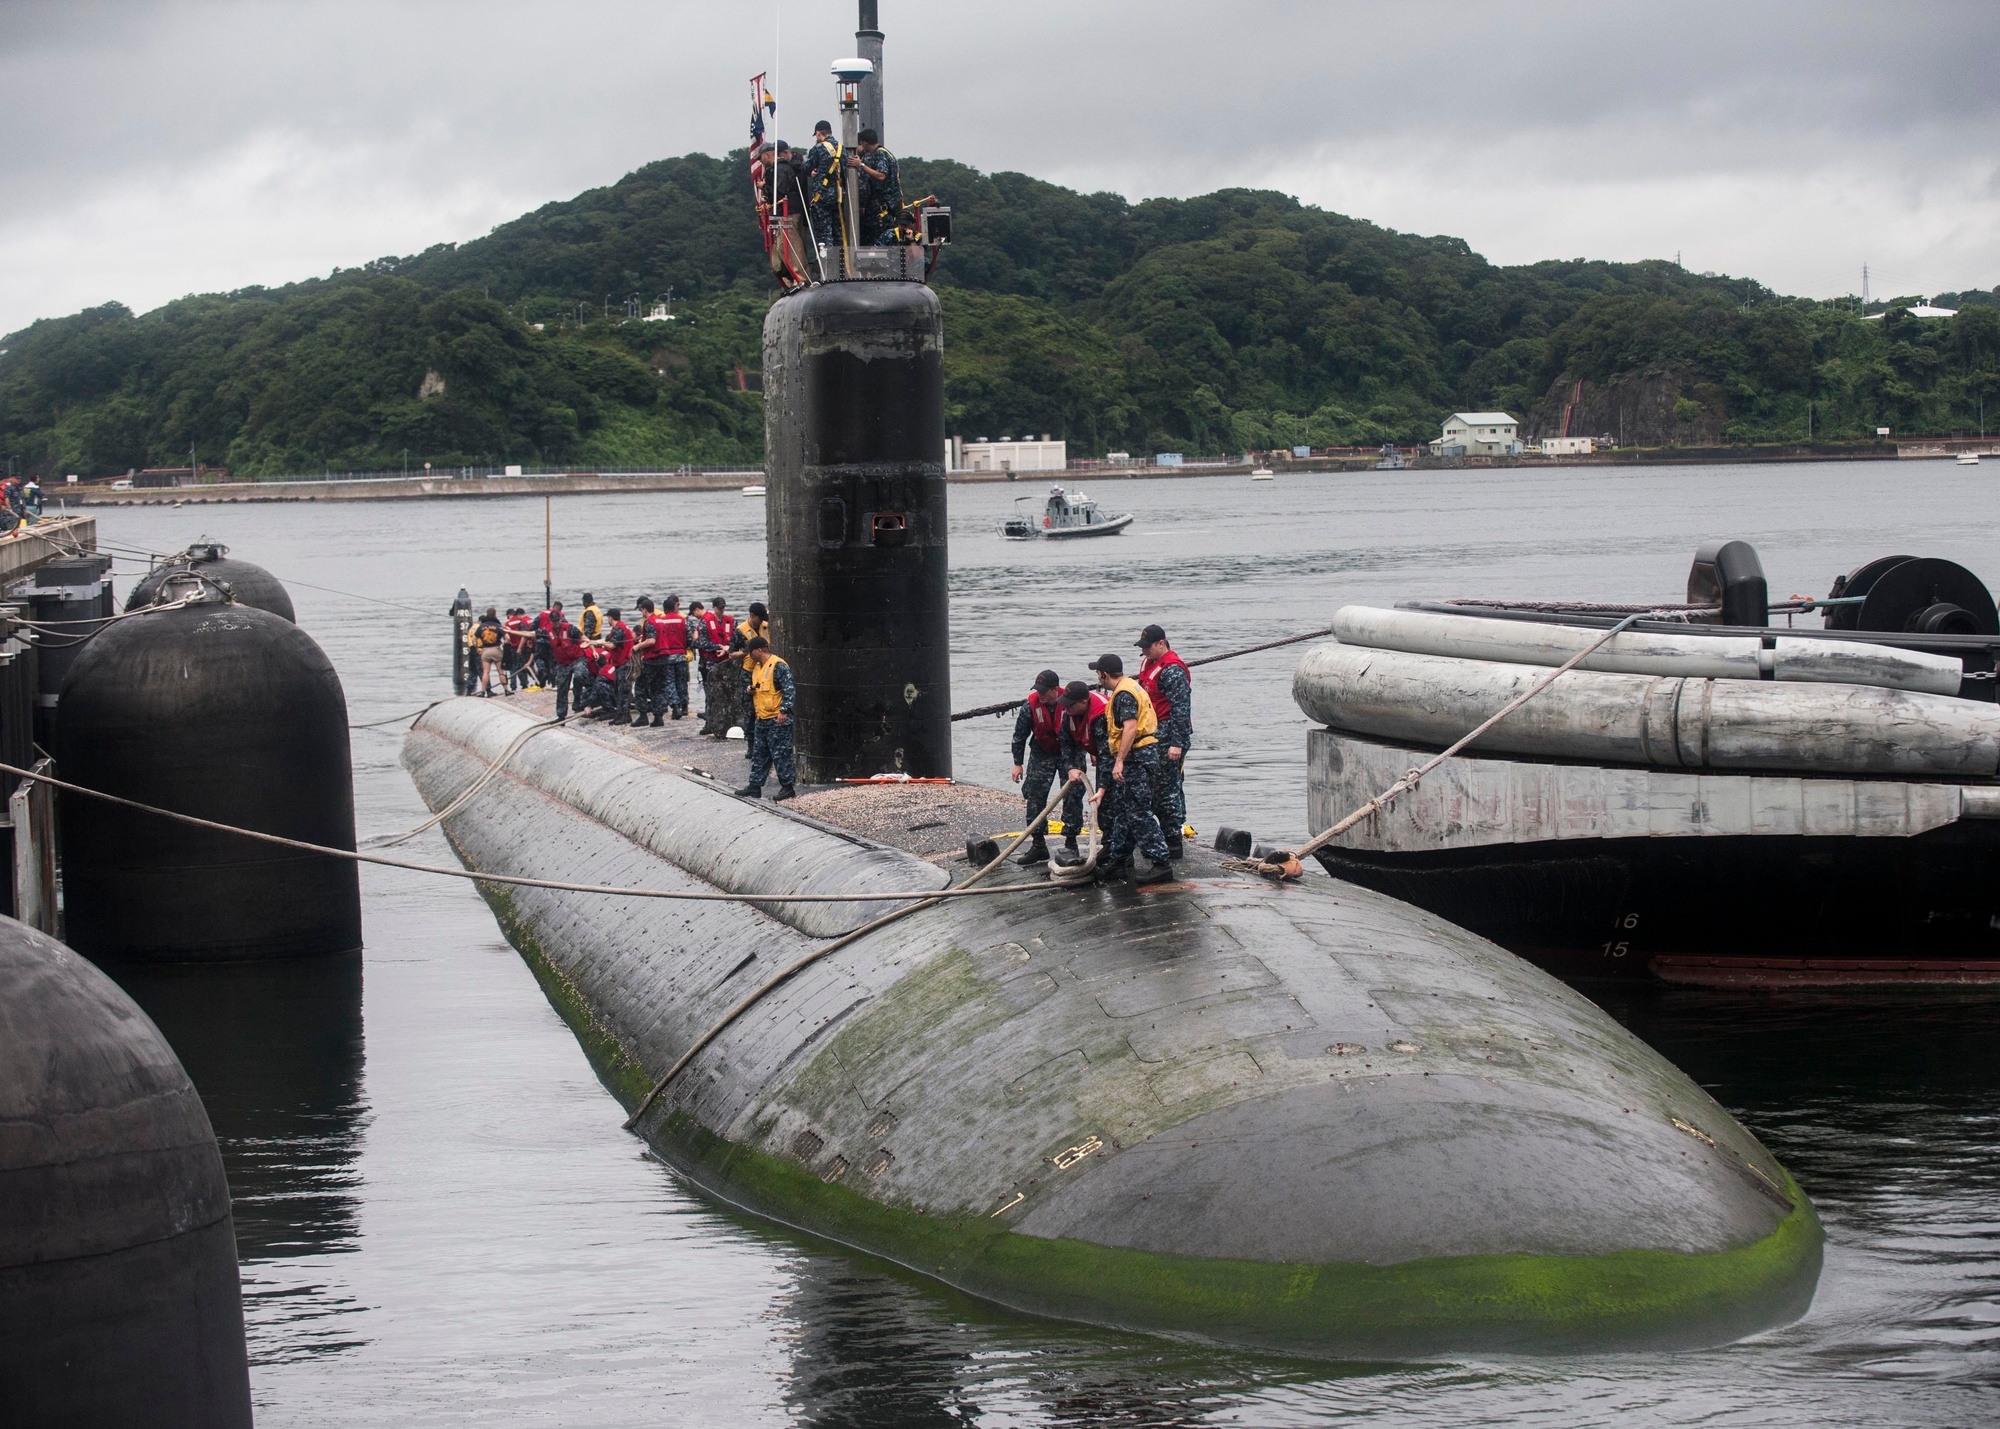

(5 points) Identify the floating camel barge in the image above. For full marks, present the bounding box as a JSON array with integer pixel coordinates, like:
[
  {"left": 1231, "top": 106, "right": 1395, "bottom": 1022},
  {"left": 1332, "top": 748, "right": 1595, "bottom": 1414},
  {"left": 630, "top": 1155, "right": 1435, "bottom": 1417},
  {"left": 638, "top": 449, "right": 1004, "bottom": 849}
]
[
  {"left": 1299, "top": 545, "right": 2000, "bottom": 987},
  {"left": 405, "top": 694, "right": 1820, "bottom": 1357}
]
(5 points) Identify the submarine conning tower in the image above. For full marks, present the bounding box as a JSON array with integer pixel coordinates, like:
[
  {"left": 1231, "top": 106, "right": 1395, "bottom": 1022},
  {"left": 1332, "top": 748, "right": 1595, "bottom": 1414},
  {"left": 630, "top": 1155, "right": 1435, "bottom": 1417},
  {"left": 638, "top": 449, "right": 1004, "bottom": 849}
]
[{"left": 762, "top": 20, "right": 950, "bottom": 782}]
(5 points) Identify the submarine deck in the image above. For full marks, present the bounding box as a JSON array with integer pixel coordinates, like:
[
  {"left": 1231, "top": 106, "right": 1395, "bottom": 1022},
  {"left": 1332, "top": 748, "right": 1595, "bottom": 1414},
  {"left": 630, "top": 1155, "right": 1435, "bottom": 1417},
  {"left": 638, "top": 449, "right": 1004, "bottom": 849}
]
[
  {"left": 499, "top": 687, "right": 1237, "bottom": 878},
  {"left": 404, "top": 694, "right": 1824, "bottom": 1355}
]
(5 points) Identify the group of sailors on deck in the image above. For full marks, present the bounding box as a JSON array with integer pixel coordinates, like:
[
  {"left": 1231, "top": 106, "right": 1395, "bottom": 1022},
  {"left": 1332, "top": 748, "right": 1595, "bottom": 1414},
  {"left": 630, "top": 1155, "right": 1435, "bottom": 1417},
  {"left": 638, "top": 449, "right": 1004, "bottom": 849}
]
[
  {"left": 462, "top": 595, "right": 799, "bottom": 800},
  {"left": 1008, "top": 624, "right": 1193, "bottom": 887}
]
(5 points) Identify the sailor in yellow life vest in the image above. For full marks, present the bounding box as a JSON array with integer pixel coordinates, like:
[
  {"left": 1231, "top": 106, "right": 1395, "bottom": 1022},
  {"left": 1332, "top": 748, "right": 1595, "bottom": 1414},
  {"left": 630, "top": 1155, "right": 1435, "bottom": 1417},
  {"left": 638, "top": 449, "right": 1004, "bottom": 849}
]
[
  {"left": 1087, "top": 651, "right": 1173, "bottom": 884},
  {"left": 735, "top": 635, "right": 797, "bottom": 802},
  {"left": 469, "top": 606, "right": 505, "bottom": 697},
  {"left": 721, "top": 601, "right": 769, "bottom": 755},
  {"left": 577, "top": 592, "right": 604, "bottom": 643}
]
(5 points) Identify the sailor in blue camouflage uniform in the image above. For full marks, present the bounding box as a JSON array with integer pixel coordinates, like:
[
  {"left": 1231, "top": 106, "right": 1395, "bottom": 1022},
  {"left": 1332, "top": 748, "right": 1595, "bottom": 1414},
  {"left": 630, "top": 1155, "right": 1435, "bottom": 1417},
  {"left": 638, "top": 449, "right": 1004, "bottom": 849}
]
[
  {"left": 1135, "top": 623, "right": 1193, "bottom": 858},
  {"left": 1009, "top": 669, "right": 1065, "bottom": 865},
  {"left": 736, "top": 636, "right": 798, "bottom": 801},
  {"left": 802, "top": 121, "right": 842, "bottom": 250},
  {"left": 1056, "top": 679, "right": 1107, "bottom": 861},
  {"left": 849, "top": 128, "right": 902, "bottom": 245},
  {"left": 1088, "top": 652, "right": 1173, "bottom": 885}
]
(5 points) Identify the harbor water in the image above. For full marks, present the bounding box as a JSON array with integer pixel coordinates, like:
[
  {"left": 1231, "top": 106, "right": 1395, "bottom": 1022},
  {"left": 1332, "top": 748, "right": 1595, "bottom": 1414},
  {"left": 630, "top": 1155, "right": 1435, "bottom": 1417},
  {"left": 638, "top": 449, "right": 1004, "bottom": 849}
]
[{"left": 88, "top": 461, "right": 1999, "bottom": 1425}]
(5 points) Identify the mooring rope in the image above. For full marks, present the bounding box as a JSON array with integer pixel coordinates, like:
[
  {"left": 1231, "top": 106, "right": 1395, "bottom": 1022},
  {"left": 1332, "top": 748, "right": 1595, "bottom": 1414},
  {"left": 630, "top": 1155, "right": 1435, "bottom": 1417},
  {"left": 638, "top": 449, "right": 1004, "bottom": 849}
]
[
  {"left": 0, "top": 759, "right": 1059, "bottom": 910},
  {"left": 621, "top": 777, "right": 1076, "bottom": 1130},
  {"left": 1291, "top": 610, "right": 1653, "bottom": 861},
  {"left": 364, "top": 712, "right": 577, "bottom": 847},
  {"left": 349, "top": 702, "right": 445, "bottom": 730},
  {"left": 948, "top": 624, "right": 1336, "bottom": 722}
]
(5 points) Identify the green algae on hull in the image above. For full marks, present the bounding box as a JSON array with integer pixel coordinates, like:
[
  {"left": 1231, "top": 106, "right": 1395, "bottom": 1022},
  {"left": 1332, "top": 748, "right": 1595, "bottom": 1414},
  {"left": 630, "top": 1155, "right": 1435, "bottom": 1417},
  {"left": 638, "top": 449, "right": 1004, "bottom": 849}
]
[
  {"left": 476, "top": 874, "right": 1823, "bottom": 1359},
  {"left": 644, "top": 1108, "right": 1821, "bottom": 1359}
]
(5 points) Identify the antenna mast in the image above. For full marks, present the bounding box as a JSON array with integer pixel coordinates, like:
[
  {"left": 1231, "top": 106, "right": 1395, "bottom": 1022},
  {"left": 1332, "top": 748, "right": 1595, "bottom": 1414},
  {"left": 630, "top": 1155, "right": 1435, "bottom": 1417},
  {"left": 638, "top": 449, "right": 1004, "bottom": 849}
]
[{"left": 856, "top": 0, "right": 884, "bottom": 142}]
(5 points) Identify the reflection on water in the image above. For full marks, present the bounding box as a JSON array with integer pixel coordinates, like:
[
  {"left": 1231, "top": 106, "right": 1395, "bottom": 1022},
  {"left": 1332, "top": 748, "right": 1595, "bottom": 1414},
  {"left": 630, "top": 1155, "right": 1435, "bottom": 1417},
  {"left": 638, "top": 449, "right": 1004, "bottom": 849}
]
[
  {"left": 111, "top": 952, "right": 370, "bottom": 1358},
  {"left": 89, "top": 464, "right": 2000, "bottom": 1424}
]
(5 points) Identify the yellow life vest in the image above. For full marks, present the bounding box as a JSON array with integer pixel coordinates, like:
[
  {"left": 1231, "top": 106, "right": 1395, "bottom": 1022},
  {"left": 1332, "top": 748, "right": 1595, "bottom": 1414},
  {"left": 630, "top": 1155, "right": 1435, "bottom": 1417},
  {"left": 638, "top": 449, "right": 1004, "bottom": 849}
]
[
  {"left": 748, "top": 655, "right": 789, "bottom": 721},
  {"left": 1109, "top": 676, "right": 1158, "bottom": 749},
  {"left": 579, "top": 604, "right": 604, "bottom": 640}
]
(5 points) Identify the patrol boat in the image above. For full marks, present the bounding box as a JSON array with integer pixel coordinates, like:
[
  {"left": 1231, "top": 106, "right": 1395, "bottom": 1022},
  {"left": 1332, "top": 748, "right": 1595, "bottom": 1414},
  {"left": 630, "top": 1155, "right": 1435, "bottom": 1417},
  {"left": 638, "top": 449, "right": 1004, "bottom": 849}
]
[
  {"left": 402, "top": 9, "right": 1820, "bottom": 1359},
  {"left": 1299, "top": 539, "right": 2000, "bottom": 987},
  {"left": 1001, "top": 486, "right": 1133, "bottom": 540}
]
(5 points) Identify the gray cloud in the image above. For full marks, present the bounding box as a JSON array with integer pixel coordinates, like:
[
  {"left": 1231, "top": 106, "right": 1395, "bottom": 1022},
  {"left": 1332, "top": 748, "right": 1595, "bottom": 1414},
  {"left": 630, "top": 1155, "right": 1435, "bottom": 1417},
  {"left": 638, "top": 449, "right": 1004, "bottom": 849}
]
[{"left": 3, "top": 0, "right": 1996, "bottom": 335}]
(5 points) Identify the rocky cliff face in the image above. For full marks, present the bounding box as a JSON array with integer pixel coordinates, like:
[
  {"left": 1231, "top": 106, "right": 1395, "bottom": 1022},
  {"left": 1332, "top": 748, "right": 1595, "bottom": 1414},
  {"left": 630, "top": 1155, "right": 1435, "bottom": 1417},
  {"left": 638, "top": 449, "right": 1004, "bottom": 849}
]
[{"left": 1527, "top": 365, "right": 1728, "bottom": 448}]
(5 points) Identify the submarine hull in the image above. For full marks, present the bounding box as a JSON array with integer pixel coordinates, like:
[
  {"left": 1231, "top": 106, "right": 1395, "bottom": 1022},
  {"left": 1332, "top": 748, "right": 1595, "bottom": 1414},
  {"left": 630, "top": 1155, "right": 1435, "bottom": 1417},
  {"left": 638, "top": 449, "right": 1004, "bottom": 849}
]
[{"left": 404, "top": 699, "right": 1821, "bottom": 1357}]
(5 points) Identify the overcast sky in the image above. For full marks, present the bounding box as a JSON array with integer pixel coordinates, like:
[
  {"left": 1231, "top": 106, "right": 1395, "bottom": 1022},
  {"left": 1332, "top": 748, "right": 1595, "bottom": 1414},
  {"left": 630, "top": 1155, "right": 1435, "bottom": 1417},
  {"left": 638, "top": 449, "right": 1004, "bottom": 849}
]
[{"left": 4, "top": 0, "right": 1997, "bottom": 337}]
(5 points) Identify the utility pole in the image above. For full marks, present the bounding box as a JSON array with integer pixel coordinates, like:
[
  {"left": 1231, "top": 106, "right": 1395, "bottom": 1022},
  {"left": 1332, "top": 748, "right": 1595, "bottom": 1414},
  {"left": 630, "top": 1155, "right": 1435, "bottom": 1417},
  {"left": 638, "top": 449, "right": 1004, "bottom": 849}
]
[{"left": 1862, "top": 263, "right": 1870, "bottom": 307}]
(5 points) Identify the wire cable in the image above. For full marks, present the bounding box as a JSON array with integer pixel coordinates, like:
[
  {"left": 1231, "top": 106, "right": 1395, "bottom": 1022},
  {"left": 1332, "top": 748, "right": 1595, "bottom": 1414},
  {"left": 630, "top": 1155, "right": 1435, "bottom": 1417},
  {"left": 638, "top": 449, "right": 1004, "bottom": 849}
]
[
  {"left": 0, "top": 758, "right": 1059, "bottom": 910},
  {"left": 949, "top": 624, "right": 1336, "bottom": 722}
]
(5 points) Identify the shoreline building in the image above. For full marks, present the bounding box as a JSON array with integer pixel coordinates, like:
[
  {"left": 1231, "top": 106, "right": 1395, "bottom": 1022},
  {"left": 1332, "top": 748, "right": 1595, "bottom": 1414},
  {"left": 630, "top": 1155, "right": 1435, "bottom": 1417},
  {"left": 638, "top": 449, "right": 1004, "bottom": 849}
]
[
  {"left": 1430, "top": 413, "right": 1521, "bottom": 458},
  {"left": 951, "top": 436, "right": 1067, "bottom": 473}
]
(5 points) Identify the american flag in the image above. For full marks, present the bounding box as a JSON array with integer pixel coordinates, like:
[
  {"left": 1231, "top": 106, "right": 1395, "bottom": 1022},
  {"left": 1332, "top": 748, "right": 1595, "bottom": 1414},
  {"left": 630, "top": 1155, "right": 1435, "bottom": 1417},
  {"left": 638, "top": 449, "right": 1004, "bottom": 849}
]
[{"left": 749, "top": 74, "right": 774, "bottom": 151}]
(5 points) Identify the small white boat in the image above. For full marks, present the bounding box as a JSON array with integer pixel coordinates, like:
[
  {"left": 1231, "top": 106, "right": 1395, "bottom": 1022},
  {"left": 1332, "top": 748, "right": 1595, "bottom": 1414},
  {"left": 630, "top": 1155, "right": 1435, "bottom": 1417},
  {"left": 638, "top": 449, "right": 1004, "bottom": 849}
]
[
  {"left": 741, "top": 484, "right": 766, "bottom": 497},
  {"left": 1002, "top": 486, "right": 1132, "bottom": 539},
  {"left": 1958, "top": 453, "right": 1980, "bottom": 466},
  {"left": 1373, "top": 444, "right": 1407, "bottom": 471},
  {"left": 1250, "top": 466, "right": 1275, "bottom": 481}
]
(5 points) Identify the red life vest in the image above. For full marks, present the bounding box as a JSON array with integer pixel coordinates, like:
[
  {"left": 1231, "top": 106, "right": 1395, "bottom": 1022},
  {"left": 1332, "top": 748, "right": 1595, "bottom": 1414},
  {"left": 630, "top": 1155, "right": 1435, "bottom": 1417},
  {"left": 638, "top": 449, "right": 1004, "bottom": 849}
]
[
  {"left": 601, "top": 621, "right": 633, "bottom": 671},
  {"left": 503, "top": 614, "right": 532, "bottom": 650},
  {"left": 550, "top": 626, "right": 583, "bottom": 664},
  {"left": 536, "top": 609, "right": 562, "bottom": 637},
  {"left": 705, "top": 610, "right": 733, "bottom": 649},
  {"left": 652, "top": 612, "right": 689, "bottom": 657},
  {"left": 1060, "top": 692, "right": 1108, "bottom": 752},
  {"left": 1137, "top": 650, "right": 1190, "bottom": 721},
  {"left": 1026, "top": 689, "right": 1062, "bottom": 754}
]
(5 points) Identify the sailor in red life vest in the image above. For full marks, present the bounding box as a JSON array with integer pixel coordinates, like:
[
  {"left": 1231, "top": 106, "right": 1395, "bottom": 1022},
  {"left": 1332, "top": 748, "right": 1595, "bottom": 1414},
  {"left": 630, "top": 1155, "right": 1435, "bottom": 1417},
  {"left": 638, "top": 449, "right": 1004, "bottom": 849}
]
[
  {"left": 588, "top": 607, "right": 635, "bottom": 720},
  {"left": 548, "top": 619, "right": 589, "bottom": 719},
  {"left": 1008, "top": 670, "right": 1065, "bottom": 865},
  {"left": 636, "top": 594, "right": 693, "bottom": 725},
  {"left": 532, "top": 600, "right": 565, "bottom": 687},
  {"left": 501, "top": 608, "right": 534, "bottom": 694},
  {"left": 1134, "top": 623, "right": 1193, "bottom": 859},
  {"left": 1055, "top": 679, "right": 1109, "bottom": 859},
  {"left": 696, "top": 597, "right": 742, "bottom": 737}
]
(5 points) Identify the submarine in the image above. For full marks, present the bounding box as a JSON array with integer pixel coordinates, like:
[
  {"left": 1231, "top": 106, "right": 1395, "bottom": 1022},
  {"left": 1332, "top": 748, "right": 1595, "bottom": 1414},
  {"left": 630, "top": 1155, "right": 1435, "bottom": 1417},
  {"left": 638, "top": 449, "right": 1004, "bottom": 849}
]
[{"left": 402, "top": 6, "right": 1821, "bottom": 1358}]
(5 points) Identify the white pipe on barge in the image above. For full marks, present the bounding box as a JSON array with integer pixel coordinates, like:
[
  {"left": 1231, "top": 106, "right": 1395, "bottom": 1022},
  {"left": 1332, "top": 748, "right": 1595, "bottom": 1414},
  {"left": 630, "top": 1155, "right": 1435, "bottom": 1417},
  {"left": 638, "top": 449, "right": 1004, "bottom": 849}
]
[
  {"left": 1333, "top": 605, "right": 1963, "bottom": 695},
  {"left": 1294, "top": 643, "right": 2000, "bottom": 778}
]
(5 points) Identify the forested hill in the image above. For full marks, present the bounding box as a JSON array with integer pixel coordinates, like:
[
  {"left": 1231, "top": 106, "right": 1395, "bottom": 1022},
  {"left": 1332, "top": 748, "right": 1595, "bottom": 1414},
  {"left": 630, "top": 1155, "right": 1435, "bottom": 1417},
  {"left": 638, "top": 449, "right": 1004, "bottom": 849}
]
[{"left": 5, "top": 150, "right": 1997, "bottom": 478}]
